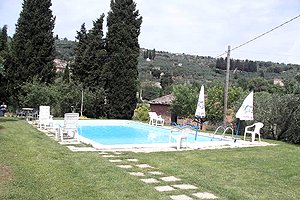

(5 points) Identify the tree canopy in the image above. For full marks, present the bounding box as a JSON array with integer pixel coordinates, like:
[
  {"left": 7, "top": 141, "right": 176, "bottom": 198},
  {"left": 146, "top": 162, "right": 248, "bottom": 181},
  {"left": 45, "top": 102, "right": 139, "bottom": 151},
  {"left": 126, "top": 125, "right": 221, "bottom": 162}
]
[
  {"left": 105, "top": 0, "right": 142, "bottom": 119},
  {"left": 6, "top": 0, "right": 56, "bottom": 106}
]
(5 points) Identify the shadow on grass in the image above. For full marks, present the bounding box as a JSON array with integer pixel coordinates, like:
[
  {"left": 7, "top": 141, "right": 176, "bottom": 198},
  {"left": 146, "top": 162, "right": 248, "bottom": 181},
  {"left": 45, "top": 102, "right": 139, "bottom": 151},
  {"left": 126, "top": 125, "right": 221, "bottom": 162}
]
[
  {"left": 0, "top": 117, "right": 20, "bottom": 129},
  {"left": 0, "top": 117, "right": 19, "bottom": 123}
]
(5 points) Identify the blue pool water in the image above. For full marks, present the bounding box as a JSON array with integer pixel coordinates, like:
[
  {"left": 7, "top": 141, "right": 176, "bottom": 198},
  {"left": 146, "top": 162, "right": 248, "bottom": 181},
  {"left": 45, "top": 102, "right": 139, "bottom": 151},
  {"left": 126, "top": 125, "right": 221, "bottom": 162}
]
[{"left": 78, "top": 122, "right": 222, "bottom": 145}]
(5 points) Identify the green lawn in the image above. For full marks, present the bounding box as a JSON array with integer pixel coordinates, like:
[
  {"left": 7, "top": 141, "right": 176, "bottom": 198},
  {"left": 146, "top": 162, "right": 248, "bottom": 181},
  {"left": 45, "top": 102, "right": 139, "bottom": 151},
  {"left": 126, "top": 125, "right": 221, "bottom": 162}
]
[{"left": 0, "top": 118, "right": 299, "bottom": 200}]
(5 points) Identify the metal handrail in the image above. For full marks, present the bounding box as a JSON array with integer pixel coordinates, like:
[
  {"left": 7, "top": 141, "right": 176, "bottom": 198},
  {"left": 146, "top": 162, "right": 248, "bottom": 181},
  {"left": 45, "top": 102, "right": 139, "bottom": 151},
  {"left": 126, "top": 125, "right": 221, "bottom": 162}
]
[
  {"left": 222, "top": 127, "right": 234, "bottom": 139},
  {"left": 212, "top": 126, "right": 234, "bottom": 141}
]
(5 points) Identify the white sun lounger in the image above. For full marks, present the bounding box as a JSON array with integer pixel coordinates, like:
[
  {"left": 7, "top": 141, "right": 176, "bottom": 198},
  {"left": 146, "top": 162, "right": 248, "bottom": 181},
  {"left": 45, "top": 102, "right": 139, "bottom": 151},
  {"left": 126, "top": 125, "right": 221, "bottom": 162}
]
[
  {"left": 59, "top": 113, "right": 79, "bottom": 142},
  {"left": 38, "top": 106, "right": 53, "bottom": 129},
  {"left": 148, "top": 112, "right": 165, "bottom": 126}
]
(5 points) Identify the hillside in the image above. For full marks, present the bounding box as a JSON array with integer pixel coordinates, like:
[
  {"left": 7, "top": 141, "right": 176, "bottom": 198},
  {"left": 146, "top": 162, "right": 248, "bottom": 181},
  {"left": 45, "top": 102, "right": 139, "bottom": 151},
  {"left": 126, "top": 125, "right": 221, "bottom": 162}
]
[{"left": 54, "top": 39, "right": 300, "bottom": 85}]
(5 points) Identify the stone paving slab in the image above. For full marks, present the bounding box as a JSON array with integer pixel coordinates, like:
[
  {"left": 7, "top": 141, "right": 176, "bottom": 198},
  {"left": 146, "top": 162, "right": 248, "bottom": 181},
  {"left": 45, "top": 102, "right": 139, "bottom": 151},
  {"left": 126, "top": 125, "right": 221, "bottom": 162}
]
[
  {"left": 160, "top": 176, "right": 181, "bottom": 182},
  {"left": 102, "top": 155, "right": 118, "bottom": 158},
  {"left": 172, "top": 184, "right": 198, "bottom": 189},
  {"left": 148, "top": 171, "right": 163, "bottom": 175},
  {"left": 154, "top": 185, "right": 176, "bottom": 192},
  {"left": 170, "top": 194, "right": 193, "bottom": 200},
  {"left": 140, "top": 178, "right": 160, "bottom": 183},
  {"left": 66, "top": 146, "right": 97, "bottom": 152},
  {"left": 116, "top": 165, "right": 133, "bottom": 169},
  {"left": 98, "top": 152, "right": 109, "bottom": 155},
  {"left": 128, "top": 172, "right": 145, "bottom": 177},
  {"left": 193, "top": 192, "right": 218, "bottom": 199},
  {"left": 126, "top": 158, "right": 139, "bottom": 162},
  {"left": 109, "top": 159, "right": 123, "bottom": 163},
  {"left": 136, "top": 164, "right": 154, "bottom": 169}
]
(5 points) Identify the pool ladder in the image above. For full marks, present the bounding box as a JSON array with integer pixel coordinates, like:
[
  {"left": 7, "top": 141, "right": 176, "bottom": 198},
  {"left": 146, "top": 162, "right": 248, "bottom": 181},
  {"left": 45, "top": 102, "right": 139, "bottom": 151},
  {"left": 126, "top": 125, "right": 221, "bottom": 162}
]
[{"left": 211, "top": 126, "right": 234, "bottom": 141}]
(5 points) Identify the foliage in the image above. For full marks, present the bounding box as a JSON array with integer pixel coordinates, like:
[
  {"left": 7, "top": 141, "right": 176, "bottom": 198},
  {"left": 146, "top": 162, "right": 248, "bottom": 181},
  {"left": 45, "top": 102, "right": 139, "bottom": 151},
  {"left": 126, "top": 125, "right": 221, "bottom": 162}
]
[
  {"left": 171, "top": 84, "right": 198, "bottom": 118},
  {"left": 105, "top": 0, "right": 142, "bottom": 119},
  {"left": 0, "top": 25, "right": 9, "bottom": 101},
  {"left": 72, "top": 23, "right": 88, "bottom": 83},
  {"left": 247, "top": 77, "right": 271, "bottom": 92},
  {"left": 4, "top": 0, "right": 56, "bottom": 108},
  {"left": 143, "top": 48, "right": 156, "bottom": 60},
  {"left": 150, "top": 68, "right": 161, "bottom": 79},
  {"left": 171, "top": 83, "right": 245, "bottom": 123},
  {"left": 254, "top": 92, "right": 300, "bottom": 144},
  {"left": 73, "top": 15, "right": 106, "bottom": 88},
  {"left": 160, "top": 72, "right": 173, "bottom": 90},
  {"left": 10, "top": 0, "right": 56, "bottom": 84},
  {"left": 18, "top": 80, "right": 105, "bottom": 118},
  {"left": 54, "top": 38, "right": 77, "bottom": 61},
  {"left": 216, "top": 58, "right": 257, "bottom": 72},
  {"left": 141, "top": 84, "right": 162, "bottom": 101},
  {"left": 206, "top": 82, "right": 245, "bottom": 123},
  {"left": 132, "top": 103, "right": 149, "bottom": 121}
]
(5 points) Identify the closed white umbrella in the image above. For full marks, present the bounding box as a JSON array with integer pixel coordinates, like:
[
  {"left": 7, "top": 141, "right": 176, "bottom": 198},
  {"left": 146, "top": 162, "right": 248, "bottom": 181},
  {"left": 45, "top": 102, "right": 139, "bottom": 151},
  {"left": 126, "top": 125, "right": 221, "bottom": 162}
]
[
  {"left": 195, "top": 85, "right": 205, "bottom": 140},
  {"left": 235, "top": 91, "right": 254, "bottom": 142},
  {"left": 195, "top": 85, "right": 206, "bottom": 118}
]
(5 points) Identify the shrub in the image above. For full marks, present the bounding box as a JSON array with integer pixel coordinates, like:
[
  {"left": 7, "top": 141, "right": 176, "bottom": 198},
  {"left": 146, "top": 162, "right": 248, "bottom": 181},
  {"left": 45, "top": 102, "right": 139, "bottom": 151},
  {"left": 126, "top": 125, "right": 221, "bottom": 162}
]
[
  {"left": 19, "top": 81, "right": 106, "bottom": 118},
  {"left": 133, "top": 103, "right": 149, "bottom": 122},
  {"left": 254, "top": 92, "right": 300, "bottom": 144}
]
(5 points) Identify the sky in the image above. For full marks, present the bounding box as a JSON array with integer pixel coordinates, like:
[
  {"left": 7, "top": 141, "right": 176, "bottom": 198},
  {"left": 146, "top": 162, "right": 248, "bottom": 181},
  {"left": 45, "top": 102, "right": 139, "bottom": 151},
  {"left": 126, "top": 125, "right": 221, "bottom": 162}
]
[{"left": 1, "top": 0, "right": 300, "bottom": 64}]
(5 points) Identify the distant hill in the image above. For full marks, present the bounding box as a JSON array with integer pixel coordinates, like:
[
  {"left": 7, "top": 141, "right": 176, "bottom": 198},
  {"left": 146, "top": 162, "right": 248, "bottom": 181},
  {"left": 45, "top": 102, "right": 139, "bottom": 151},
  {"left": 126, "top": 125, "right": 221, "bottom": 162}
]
[
  {"left": 54, "top": 38, "right": 77, "bottom": 61},
  {"left": 54, "top": 39, "right": 300, "bottom": 84}
]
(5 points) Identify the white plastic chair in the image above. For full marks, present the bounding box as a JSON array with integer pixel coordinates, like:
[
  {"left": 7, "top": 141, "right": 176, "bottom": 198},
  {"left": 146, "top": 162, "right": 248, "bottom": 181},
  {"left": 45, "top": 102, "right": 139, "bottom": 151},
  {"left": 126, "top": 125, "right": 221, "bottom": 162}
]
[
  {"left": 169, "top": 126, "right": 191, "bottom": 150},
  {"left": 38, "top": 106, "right": 53, "bottom": 129},
  {"left": 148, "top": 112, "right": 165, "bottom": 126},
  {"left": 59, "top": 113, "right": 79, "bottom": 142},
  {"left": 244, "top": 122, "right": 264, "bottom": 142}
]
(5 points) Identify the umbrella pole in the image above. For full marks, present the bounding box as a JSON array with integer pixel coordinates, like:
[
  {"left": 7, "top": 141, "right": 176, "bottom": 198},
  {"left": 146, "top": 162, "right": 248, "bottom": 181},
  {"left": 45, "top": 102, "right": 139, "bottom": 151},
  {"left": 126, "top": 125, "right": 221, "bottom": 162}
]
[
  {"left": 195, "top": 121, "right": 199, "bottom": 141},
  {"left": 234, "top": 119, "right": 240, "bottom": 143}
]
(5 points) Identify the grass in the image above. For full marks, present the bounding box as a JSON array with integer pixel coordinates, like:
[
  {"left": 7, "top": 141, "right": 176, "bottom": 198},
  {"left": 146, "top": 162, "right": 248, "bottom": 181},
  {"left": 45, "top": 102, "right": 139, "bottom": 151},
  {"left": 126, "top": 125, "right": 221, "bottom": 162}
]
[{"left": 0, "top": 118, "right": 299, "bottom": 199}]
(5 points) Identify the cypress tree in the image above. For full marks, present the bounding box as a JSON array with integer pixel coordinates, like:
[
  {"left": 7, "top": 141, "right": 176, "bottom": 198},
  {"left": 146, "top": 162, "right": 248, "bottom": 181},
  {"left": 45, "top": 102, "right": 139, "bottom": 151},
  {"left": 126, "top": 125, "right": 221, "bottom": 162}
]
[
  {"left": 7, "top": 0, "right": 55, "bottom": 105},
  {"left": 72, "top": 16, "right": 107, "bottom": 118},
  {"left": 73, "top": 23, "right": 88, "bottom": 83},
  {"left": 0, "top": 25, "right": 9, "bottom": 101},
  {"left": 105, "top": 0, "right": 142, "bottom": 119},
  {"left": 10, "top": 0, "right": 56, "bottom": 83},
  {"left": 85, "top": 14, "right": 106, "bottom": 87}
]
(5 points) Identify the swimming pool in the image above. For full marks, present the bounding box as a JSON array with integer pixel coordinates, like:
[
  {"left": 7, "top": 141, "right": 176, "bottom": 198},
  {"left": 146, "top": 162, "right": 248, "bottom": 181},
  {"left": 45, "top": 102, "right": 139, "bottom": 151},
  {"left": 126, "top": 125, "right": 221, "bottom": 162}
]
[{"left": 54, "top": 120, "right": 227, "bottom": 149}]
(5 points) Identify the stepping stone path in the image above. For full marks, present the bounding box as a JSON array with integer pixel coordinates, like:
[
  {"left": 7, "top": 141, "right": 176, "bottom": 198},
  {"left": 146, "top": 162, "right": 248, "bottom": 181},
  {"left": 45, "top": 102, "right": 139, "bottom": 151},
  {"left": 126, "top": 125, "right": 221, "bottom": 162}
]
[
  {"left": 170, "top": 194, "right": 193, "bottom": 200},
  {"left": 136, "top": 164, "right": 154, "bottom": 168},
  {"left": 100, "top": 152, "right": 219, "bottom": 199},
  {"left": 128, "top": 172, "right": 145, "bottom": 177},
  {"left": 126, "top": 158, "right": 138, "bottom": 162},
  {"left": 154, "top": 185, "right": 176, "bottom": 192},
  {"left": 116, "top": 165, "right": 133, "bottom": 169},
  {"left": 98, "top": 152, "right": 109, "bottom": 155},
  {"left": 109, "top": 159, "right": 123, "bottom": 163},
  {"left": 172, "top": 184, "right": 198, "bottom": 190},
  {"left": 140, "top": 178, "right": 160, "bottom": 183},
  {"left": 102, "top": 155, "right": 118, "bottom": 158},
  {"left": 160, "top": 176, "right": 181, "bottom": 182},
  {"left": 193, "top": 192, "right": 218, "bottom": 199},
  {"left": 148, "top": 171, "right": 163, "bottom": 175}
]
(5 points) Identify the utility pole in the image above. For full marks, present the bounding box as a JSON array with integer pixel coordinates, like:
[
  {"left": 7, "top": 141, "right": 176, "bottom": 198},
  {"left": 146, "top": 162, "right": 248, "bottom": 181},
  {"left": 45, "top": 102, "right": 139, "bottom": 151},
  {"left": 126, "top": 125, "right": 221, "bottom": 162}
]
[{"left": 223, "top": 45, "right": 230, "bottom": 128}]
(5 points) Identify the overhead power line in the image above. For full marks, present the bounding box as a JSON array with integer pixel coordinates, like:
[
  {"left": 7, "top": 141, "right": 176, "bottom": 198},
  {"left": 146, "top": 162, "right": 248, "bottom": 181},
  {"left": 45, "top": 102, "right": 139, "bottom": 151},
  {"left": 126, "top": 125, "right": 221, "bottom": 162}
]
[{"left": 217, "top": 14, "right": 300, "bottom": 58}]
